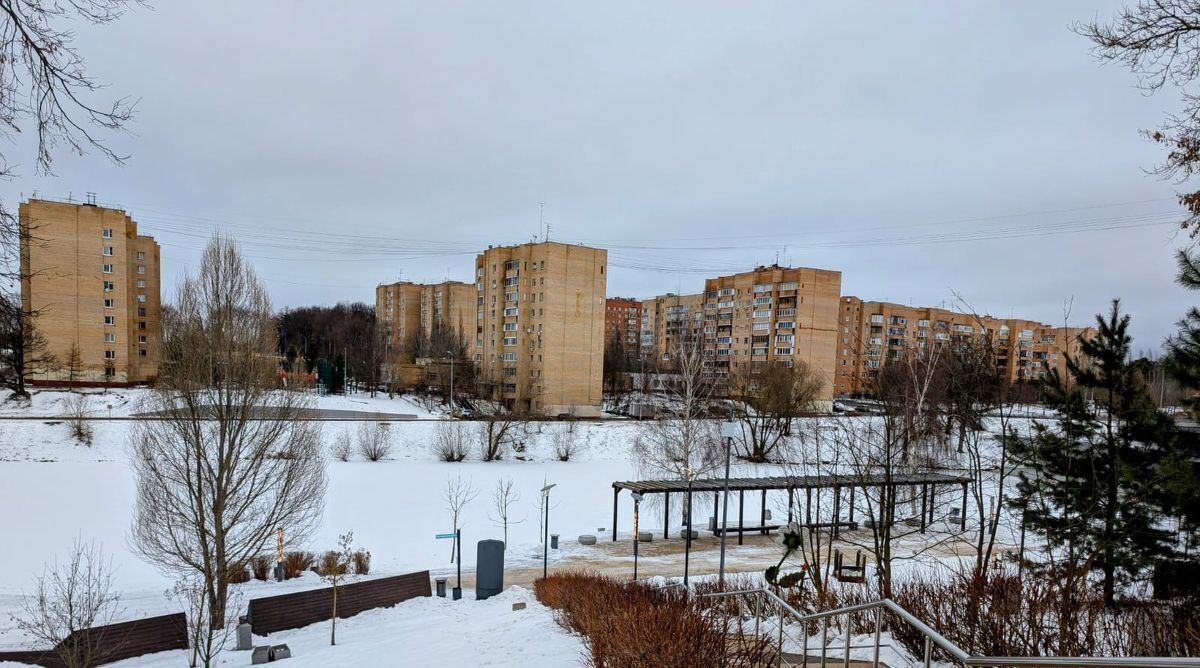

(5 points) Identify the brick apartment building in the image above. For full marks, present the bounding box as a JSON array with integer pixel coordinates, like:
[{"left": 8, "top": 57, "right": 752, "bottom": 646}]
[
  {"left": 604, "top": 297, "right": 641, "bottom": 355},
  {"left": 639, "top": 292, "right": 706, "bottom": 368},
  {"left": 376, "top": 280, "right": 474, "bottom": 362},
  {"left": 834, "top": 296, "right": 1094, "bottom": 395},
  {"left": 701, "top": 265, "right": 842, "bottom": 405},
  {"left": 19, "top": 198, "right": 161, "bottom": 385},
  {"left": 475, "top": 241, "right": 606, "bottom": 416}
]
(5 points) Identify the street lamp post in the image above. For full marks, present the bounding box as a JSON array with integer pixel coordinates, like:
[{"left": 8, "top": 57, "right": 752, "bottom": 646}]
[
  {"left": 718, "top": 414, "right": 738, "bottom": 586},
  {"left": 631, "top": 492, "right": 643, "bottom": 580},
  {"left": 541, "top": 483, "right": 557, "bottom": 579},
  {"left": 445, "top": 350, "right": 455, "bottom": 415}
]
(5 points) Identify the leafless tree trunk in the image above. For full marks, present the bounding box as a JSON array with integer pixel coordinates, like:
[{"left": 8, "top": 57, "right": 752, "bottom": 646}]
[
  {"left": 433, "top": 420, "right": 469, "bottom": 462},
  {"left": 489, "top": 477, "right": 524, "bottom": 546},
  {"left": 444, "top": 475, "right": 477, "bottom": 562},
  {"left": 729, "top": 360, "right": 823, "bottom": 462},
  {"left": 0, "top": 289, "right": 56, "bottom": 399},
  {"left": 12, "top": 538, "right": 122, "bottom": 668},
  {"left": 64, "top": 392, "right": 93, "bottom": 446},
  {"left": 320, "top": 531, "right": 355, "bottom": 646},
  {"left": 167, "top": 575, "right": 240, "bottom": 668},
  {"left": 129, "top": 234, "right": 327, "bottom": 661}
]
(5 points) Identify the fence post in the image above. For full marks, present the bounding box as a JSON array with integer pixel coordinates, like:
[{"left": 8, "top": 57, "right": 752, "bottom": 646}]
[
  {"left": 923, "top": 636, "right": 932, "bottom": 668},
  {"left": 777, "top": 598, "right": 785, "bottom": 664},
  {"left": 873, "top": 606, "right": 882, "bottom": 668},
  {"left": 820, "top": 616, "right": 829, "bottom": 665},
  {"left": 843, "top": 611, "right": 852, "bottom": 666}
]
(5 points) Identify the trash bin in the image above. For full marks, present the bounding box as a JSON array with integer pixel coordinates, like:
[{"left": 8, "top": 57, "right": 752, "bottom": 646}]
[
  {"left": 435, "top": 577, "right": 448, "bottom": 598},
  {"left": 550, "top": 533, "right": 559, "bottom": 550}
]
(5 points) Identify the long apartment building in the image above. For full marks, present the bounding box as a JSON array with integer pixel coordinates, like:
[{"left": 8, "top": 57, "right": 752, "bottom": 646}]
[
  {"left": 475, "top": 241, "right": 606, "bottom": 416},
  {"left": 834, "top": 296, "right": 1094, "bottom": 395},
  {"left": 639, "top": 292, "right": 706, "bottom": 367},
  {"left": 376, "top": 280, "right": 474, "bottom": 363},
  {"left": 701, "top": 265, "right": 842, "bottom": 404},
  {"left": 604, "top": 297, "right": 641, "bottom": 354},
  {"left": 19, "top": 198, "right": 161, "bottom": 385}
]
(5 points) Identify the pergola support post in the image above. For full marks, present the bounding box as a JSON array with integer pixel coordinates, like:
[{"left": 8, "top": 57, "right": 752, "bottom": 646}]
[
  {"left": 920, "top": 483, "right": 928, "bottom": 534},
  {"left": 613, "top": 487, "right": 619, "bottom": 542},
  {"left": 738, "top": 490, "right": 745, "bottom": 546},
  {"left": 960, "top": 481, "right": 968, "bottom": 532},
  {"left": 833, "top": 485, "right": 842, "bottom": 538}
]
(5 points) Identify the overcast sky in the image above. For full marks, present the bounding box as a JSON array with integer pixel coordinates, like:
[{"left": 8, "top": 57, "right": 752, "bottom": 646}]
[{"left": 3, "top": 1, "right": 1192, "bottom": 351}]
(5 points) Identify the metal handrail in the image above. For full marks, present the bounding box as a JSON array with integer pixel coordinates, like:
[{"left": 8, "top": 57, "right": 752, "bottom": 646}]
[{"left": 695, "top": 588, "right": 1200, "bottom": 667}]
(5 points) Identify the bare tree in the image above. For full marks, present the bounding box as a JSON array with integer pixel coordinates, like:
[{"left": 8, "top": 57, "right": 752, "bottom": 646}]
[
  {"left": 355, "top": 421, "right": 393, "bottom": 462},
  {"left": 631, "top": 335, "right": 719, "bottom": 583},
  {"left": 728, "top": 360, "right": 824, "bottom": 462},
  {"left": 1077, "top": 1, "right": 1200, "bottom": 235},
  {"left": 0, "top": 290, "right": 55, "bottom": 398},
  {"left": 778, "top": 417, "right": 847, "bottom": 597},
  {"left": 489, "top": 477, "right": 524, "bottom": 546},
  {"left": 474, "top": 370, "right": 534, "bottom": 461},
  {"left": 129, "top": 234, "right": 327, "bottom": 654},
  {"left": 62, "top": 341, "right": 84, "bottom": 385},
  {"left": 320, "top": 531, "right": 355, "bottom": 646},
  {"left": 432, "top": 420, "right": 469, "bottom": 462},
  {"left": 167, "top": 575, "right": 240, "bottom": 668},
  {"left": 11, "top": 538, "right": 122, "bottom": 668},
  {"left": 444, "top": 475, "right": 478, "bottom": 563}
]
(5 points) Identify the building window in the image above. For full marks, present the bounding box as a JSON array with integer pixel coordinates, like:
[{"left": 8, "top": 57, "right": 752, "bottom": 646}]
[
  {"left": 503, "top": 337, "right": 517, "bottom": 346},
  {"left": 102, "top": 264, "right": 113, "bottom": 274},
  {"left": 104, "top": 350, "right": 116, "bottom": 359},
  {"left": 137, "top": 307, "right": 146, "bottom": 317},
  {"left": 104, "top": 299, "right": 114, "bottom": 308},
  {"left": 102, "top": 246, "right": 114, "bottom": 256},
  {"left": 138, "top": 349, "right": 147, "bottom": 357},
  {"left": 103, "top": 281, "right": 114, "bottom": 292},
  {"left": 137, "top": 266, "right": 146, "bottom": 275},
  {"left": 104, "top": 333, "right": 115, "bottom": 343},
  {"left": 104, "top": 315, "right": 115, "bottom": 325},
  {"left": 137, "top": 294, "right": 146, "bottom": 302},
  {"left": 102, "top": 228, "right": 113, "bottom": 238},
  {"left": 502, "top": 352, "right": 517, "bottom": 362},
  {"left": 138, "top": 335, "right": 147, "bottom": 343},
  {"left": 136, "top": 251, "right": 145, "bottom": 260},
  {"left": 136, "top": 280, "right": 145, "bottom": 288},
  {"left": 138, "top": 321, "right": 146, "bottom": 330}
]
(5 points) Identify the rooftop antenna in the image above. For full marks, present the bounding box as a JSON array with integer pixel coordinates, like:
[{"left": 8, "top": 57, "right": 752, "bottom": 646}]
[
  {"left": 86, "top": 192, "right": 96, "bottom": 206},
  {"left": 540, "top": 202, "right": 545, "bottom": 242}
]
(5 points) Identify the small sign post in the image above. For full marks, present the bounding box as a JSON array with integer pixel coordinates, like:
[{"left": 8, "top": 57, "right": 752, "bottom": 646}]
[{"left": 435, "top": 530, "right": 462, "bottom": 600}]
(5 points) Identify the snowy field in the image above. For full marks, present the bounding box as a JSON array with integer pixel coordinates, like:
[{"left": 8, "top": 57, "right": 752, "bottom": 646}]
[{"left": 0, "top": 388, "right": 1033, "bottom": 666}]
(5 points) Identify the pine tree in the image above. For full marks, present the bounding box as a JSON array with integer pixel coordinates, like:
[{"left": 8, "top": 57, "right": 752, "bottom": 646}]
[
  {"left": 1011, "top": 300, "right": 1174, "bottom": 606},
  {"left": 1167, "top": 249, "right": 1200, "bottom": 419}
]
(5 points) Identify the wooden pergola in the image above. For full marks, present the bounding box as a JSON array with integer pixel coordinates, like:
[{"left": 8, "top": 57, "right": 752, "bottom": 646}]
[{"left": 611, "top": 472, "right": 971, "bottom": 545}]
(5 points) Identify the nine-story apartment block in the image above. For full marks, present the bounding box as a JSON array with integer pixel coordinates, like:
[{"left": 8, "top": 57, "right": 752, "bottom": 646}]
[
  {"left": 376, "top": 280, "right": 475, "bottom": 364},
  {"left": 700, "top": 265, "right": 842, "bottom": 406},
  {"left": 20, "top": 198, "right": 161, "bottom": 385},
  {"left": 475, "top": 241, "right": 606, "bottom": 417}
]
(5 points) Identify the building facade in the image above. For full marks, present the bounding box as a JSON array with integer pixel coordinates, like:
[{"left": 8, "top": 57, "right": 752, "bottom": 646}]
[
  {"left": 833, "top": 296, "right": 1094, "bottom": 395},
  {"left": 604, "top": 297, "right": 641, "bottom": 355},
  {"left": 639, "top": 293, "right": 705, "bottom": 368},
  {"left": 19, "top": 198, "right": 161, "bottom": 385},
  {"left": 475, "top": 241, "right": 606, "bottom": 416},
  {"left": 700, "top": 265, "right": 841, "bottom": 405},
  {"left": 376, "top": 279, "right": 475, "bottom": 388}
]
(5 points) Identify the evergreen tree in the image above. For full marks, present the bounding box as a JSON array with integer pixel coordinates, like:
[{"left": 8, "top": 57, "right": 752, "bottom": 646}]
[
  {"left": 1011, "top": 300, "right": 1175, "bottom": 605},
  {"left": 1167, "top": 249, "right": 1200, "bottom": 419}
]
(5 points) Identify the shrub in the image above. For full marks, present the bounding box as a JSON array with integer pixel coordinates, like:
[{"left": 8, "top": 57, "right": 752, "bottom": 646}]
[
  {"left": 352, "top": 549, "right": 371, "bottom": 575},
  {"left": 331, "top": 431, "right": 352, "bottom": 462},
  {"left": 64, "top": 393, "right": 93, "bottom": 446},
  {"left": 535, "top": 572, "right": 771, "bottom": 667},
  {"left": 225, "top": 561, "right": 251, "bottom": 584},
  {"left": 317, "top": 550, "right": 347, "bottom": 577},
  {"left": 282, "top": 551, "right": 314, "bottom": 579},
  {"left": 249, "top": 555, "right": 273, "bottom": 581},
  {"left": 433, "top": 421, "right": 469, "bottom": 462},
  {"left": 356, "top": 422, "right": 393, "bottom": 461},
  {"left": 552, "top": 428, "right": 577, "bottom": 461}
]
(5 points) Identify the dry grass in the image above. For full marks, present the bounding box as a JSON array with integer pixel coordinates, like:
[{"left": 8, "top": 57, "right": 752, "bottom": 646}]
[{"left": 282, "top": 551, "right": 314, "bottom": 579}]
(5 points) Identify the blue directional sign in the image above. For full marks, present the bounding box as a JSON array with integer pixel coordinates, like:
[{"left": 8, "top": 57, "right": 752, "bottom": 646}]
[{"left": 435, "top": 532, "right": 459, "bottom": 540}]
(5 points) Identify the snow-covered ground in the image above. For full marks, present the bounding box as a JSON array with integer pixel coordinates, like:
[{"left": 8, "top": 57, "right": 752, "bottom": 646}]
[{"left": 0, "top": 388, "right": 1035, "bottom": 666}]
